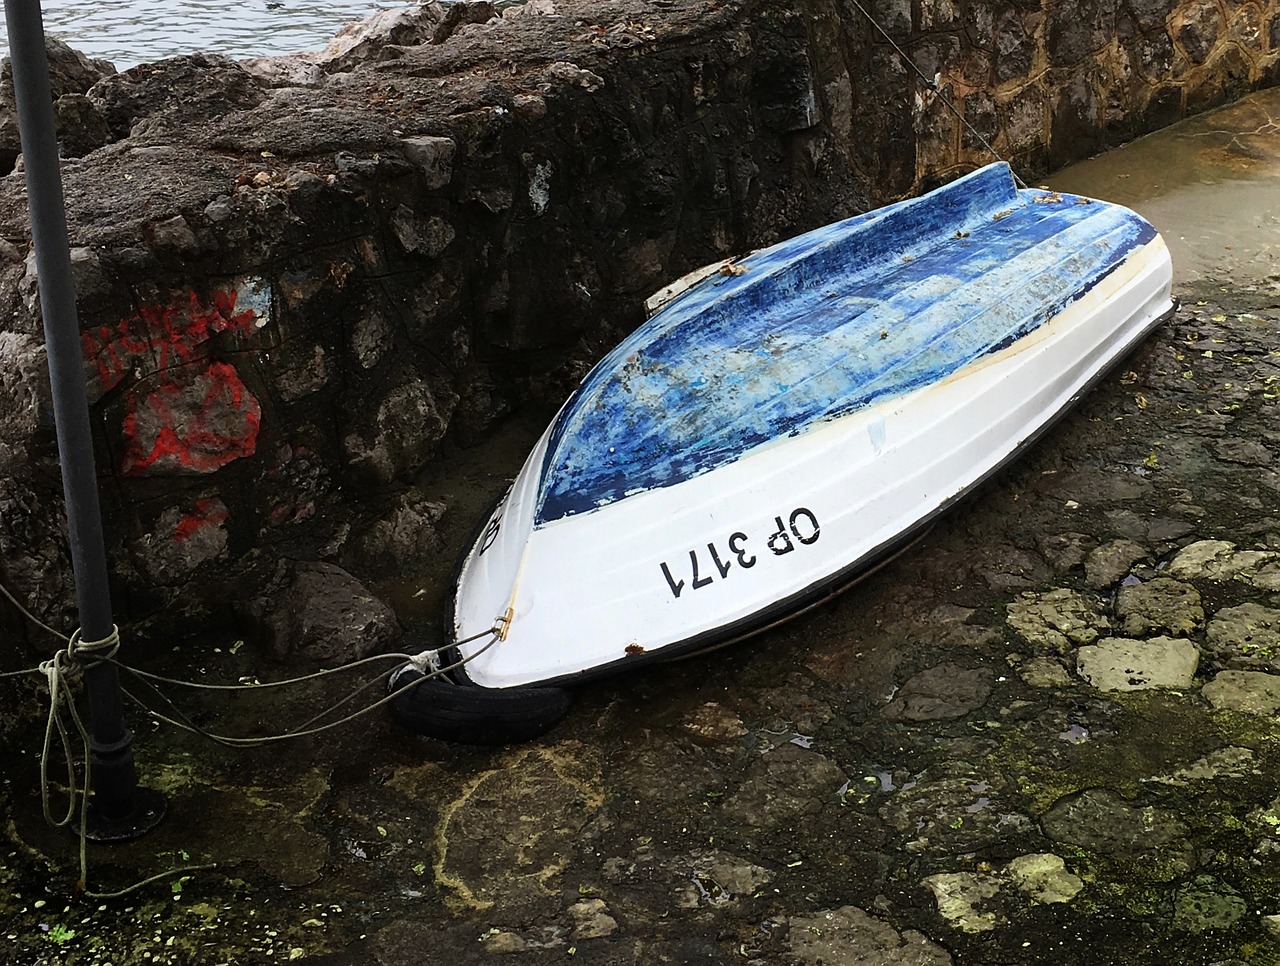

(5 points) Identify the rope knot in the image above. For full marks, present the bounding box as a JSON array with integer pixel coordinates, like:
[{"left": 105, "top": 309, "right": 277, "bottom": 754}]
[
  {"left": 68, "top": 625, "right": 121, "bottom": 665},
  {"left": 408, "top": 649, "right": 443, "bottom": 674},
  {"left": 37, "top": 626, "right": 121, "bottom": 691}
]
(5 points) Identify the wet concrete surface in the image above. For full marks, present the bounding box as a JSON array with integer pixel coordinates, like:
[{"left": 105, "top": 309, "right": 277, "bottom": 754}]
[
  {"left": 1050, "top": 87, "right": 1280, "bottom": 290},
  {"left": 6, "top": 93, "right": 1280, "bottom": 965}
]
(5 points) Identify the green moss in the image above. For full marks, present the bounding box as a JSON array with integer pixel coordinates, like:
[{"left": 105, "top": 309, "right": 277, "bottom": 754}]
[
  {"left": 1206, "top": 708, "right": 1280, "bottom": 750},
  {"left": 1074, "top": 876, "right": 1171, "bottom": 918}
]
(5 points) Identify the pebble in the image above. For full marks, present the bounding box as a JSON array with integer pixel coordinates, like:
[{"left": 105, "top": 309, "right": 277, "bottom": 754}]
[
  {"left": 567, "top": 899, "right": 618, "bottom": 940},
  {"left": 1015, "top": 656, "right": 1073, "bottom": 689},
  {"left": 1147, "top": 747, "right": 1260, "bottom": 785},
  {"left": 1168, "top": 540, "right": 1280, "bottom": 585},
  {"left": 681, "top": 702, "right": 748, "bottom": 744},
  {"left": 787, "top": 905, "right": 953, "bottom": 963},
  {"left": 1042, "top": 788, "right": 1191, "bottom": 867},
  {"left": 482, "top": 931, "right": 527, "bottom": 954},
  {"left": 1083, "top": 538, "right": 1148, "bottom": 589},
  {"left": 1207, "top": 604, "right": 1280, "bottom": 663},
  {"left": 721, "top": 743, "right": 846, "bottom": 827},
  {"left": 1114, "top": 577, "right": 1203, "bottom": 637},
  {"left": 1006, "top": 588, "right": 1109, "bottom": 652},
  {"left": 882, "top": 663, "right": 993, "bottom": 721},
  {"left": 922, "top": 872, "right": 1001, "bottom": 933},
  {"left": 1172, "top": 877, "right": 1247, "bottom": 933},
  {"left": 1167, "top": 540, "right": 1239, "bottom": 579},
  {"left": 1005, "top": 853, "right": 1083, "bottom": 904}
]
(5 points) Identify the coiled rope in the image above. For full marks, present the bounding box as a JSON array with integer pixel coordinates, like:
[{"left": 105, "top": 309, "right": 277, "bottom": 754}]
[
  {"left": 39, "top": 627, "right": 117, "bottom": 830},
  {"left": 29, "top": 625, "right": 216, "bottom": 898}
]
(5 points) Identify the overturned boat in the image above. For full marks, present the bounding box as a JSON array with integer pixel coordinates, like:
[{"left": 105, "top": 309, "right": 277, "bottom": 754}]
[{"left": 389, "top": 162, "right": 1174, "bottom": 743}]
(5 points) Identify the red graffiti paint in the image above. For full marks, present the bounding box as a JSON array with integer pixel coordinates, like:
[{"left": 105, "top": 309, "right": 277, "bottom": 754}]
[
  {"left": 83, "top": 288, "right": 259, "bottom": 394},
  {"left": 85, "top": 286, "right": 265, "bottom": 476},
  {"left": 121, "top": 362, "right": 261, "bottom": 476},
  {"left": 173, "top": 497, "right": 231, "bottom": 543}
]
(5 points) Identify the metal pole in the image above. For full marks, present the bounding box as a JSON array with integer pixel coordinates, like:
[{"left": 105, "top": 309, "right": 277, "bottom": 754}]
[{"left": 3, "top": 0, "right": 164, "bottom": 840}]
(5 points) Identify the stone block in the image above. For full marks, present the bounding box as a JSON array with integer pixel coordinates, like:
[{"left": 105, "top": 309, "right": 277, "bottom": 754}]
[
  {"left": 1076, "top": 636, "right": 1200, "bottom": 691},
  {"left": 250, "top": 560, "right": 399, "bottom": 663},
  {"left": 1172, "top": 2, "right": 1223, "bottom": 64},
  {"left": 1185, "top": 45, "right": 1252, "bottom": 116},
  {"left": 1202, "top": 671, "right": 1280, "bottom": 714},
  {"left": 1206, "top": 603, "right": 1280, "bottom": 665},
  {"left": 400, "top": 135, "right": 457, "bottom": 188},
  {"left": 1046, "top": 0, "right": 1105, "bottom": 66},
  {"left": 1115, "top": 576, "right": 1203, "bottom": 637}
]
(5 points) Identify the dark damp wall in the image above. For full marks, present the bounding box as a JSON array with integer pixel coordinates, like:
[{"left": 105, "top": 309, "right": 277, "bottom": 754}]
[
  {"left": 0, "top": 0, "right": 1275, "bottom": 663},
  {"left": 900, "top": 0, "right": 1280, "bottom": 185}
]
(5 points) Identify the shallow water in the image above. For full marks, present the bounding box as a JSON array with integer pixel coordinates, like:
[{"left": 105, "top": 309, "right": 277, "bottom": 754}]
[
  {"left": 0, "top": 0, "right": 396, "bottom": 70},
  {"left": 1049, "top": 88, "right": 1280, "bottom": 287}
]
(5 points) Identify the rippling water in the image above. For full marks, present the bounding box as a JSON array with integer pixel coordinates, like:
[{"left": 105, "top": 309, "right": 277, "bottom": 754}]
[{"left": 0, "top": 0, "right": 399, "bottom": 70}]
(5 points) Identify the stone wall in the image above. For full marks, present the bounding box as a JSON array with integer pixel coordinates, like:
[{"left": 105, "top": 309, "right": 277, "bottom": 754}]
[
  {"left": 0, "top": 0, "right": 1276, "bottom": 664},
  {"left": 907, "top": 0, "right": 1280, "bottom": 181}
]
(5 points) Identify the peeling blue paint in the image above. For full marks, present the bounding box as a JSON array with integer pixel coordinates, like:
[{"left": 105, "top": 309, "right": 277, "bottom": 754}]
[
  {"left": 535, "top": 163, "right": 1157, "bottom": 525},
  {"left": 868, "top": 417, "right": 886, "bottom": 455}
]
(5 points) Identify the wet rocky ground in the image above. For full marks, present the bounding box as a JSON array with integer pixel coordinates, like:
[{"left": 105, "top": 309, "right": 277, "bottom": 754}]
[{"left": 5, "top": 99, "right": 1280, "bottom": 966}]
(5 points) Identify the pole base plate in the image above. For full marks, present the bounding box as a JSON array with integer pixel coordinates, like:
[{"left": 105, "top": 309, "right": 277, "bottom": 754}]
[{"left": 84, "top": 786, "right": 167, "bottom": 843}]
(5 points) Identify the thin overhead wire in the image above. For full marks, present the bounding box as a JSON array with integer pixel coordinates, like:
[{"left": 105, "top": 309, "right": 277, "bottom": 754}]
[{"left": 845, "top": 0, "right": 1028, "bottom": 189}]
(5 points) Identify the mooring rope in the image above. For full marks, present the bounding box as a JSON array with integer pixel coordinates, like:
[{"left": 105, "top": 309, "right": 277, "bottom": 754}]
[
  {"left": 845, "top": 0, "right": 1028, "bottom": 189},
  {"left": 28, "top": 624, "right": 215, "bottom": 898},
  {"left": 0, "top": 576, "right": 70, "bottom": 644},
  {"left": 0, "top": 570, "right": 503, "bottom": 897},
  {"left": 109, "top": 628, "right": 501, "bottom": 748},
  {"left": 38, "top": 635, "right": 93, "bottom": 830}
]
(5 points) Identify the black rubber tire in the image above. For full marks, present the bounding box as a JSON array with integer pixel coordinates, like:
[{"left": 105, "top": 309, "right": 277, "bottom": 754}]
[{"left": 388, "top": 666, "right": 573, "bottom": 745}]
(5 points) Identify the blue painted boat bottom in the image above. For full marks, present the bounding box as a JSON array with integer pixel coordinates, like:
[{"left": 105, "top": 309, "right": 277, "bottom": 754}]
[{"left": 535, "top": 163, "right": 1157, "bottom": 525}]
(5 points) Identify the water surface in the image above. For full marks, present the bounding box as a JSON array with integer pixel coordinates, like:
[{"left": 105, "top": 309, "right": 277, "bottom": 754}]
[
  {"left": 1050, "top": 88, "right": 1280, "bottom": 287},
  {"left": 0, "top": 0, "right": 397, "bottom": 70}
]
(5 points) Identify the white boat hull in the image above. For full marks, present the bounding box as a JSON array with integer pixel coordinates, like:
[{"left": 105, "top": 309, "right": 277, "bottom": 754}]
[{"left": 452, "top": 232, "right": 1173, "bottom": 689}]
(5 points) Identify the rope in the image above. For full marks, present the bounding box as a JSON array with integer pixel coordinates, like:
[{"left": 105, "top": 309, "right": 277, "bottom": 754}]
[
  {"left": 845, "top": 0, "right": 1028, "bottom": 189},
  {"left": 0, "top": 574, "right": 70, "bottom": 642},
  {"left": 114, "top": 629, "right": 501, "bottom": 747},
  {"left": 0, "top": 575, "right": 68, "bottom": 678},
  {"left": 37, "top": 627, "right": 121, "bottom": 823},
  {"left": 87, "top": 863, "right": 219, "bottom": 899},
  {"left": 103, "top": 621, "right": 501, "bottom": 692},
  {"left": 1, "top": 562, "right": 506, "bottom": 897},
  {"left": 38, "top": 643, "right": 87, "bottom": 829},
  {"left": 30, "top": 624, "right": 208, "bottom": 898},
  {"left": 69, "top": 625, "right": 121, "bottom": 662},
  {"left": 114, "top": 651, "right": 425, "bottom": 691}
]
